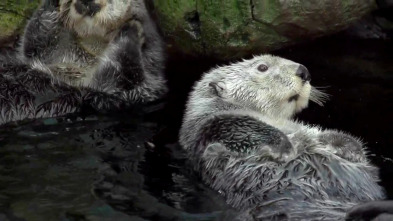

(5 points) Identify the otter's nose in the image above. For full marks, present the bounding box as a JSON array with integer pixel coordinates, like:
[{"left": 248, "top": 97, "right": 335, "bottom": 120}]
[
  {"left": 296, "top": 65, "right": 311, "bottom": 83},
  {"left": 80, "top": 0, "right": 93, "bottom": 4},
  {"left": 75, "top": 0, "right": 101, "bottom": 16}
]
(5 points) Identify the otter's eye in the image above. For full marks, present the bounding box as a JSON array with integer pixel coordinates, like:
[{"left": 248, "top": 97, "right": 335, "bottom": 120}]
[{"left": 257, "top": 64, "right": 268, "bottom": 72}]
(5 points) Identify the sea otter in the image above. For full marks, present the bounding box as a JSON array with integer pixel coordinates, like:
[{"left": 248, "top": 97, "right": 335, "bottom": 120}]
[
  {"left": 0, "top": 0, "right": 167, "bottom": 125},
  {"left": 179, "top": 55, "right": 385, "bottom": 220}
]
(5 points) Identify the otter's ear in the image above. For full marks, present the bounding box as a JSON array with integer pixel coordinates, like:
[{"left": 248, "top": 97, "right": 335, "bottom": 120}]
[{"left": 209, "top": 81, "right": 227, "bottom": 98}]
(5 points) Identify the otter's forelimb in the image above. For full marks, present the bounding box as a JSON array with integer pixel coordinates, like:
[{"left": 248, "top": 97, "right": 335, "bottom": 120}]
[
  {"left": 90, "top": 19, "right": 166, "bottom": 103},
  {"left": 92, "top": 21, "right": 145, "bottom": 89},
  {"left": 21, "top": 6, "right": 61, "bottom": 60},
  {"left": 189, "top": 114, "right": 295, "bottom": 208},
  {"left": 196, "top": 114, "right": 293, "bottom": 157}
]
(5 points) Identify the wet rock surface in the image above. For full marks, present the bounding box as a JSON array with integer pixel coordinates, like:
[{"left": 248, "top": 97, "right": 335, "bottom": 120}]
[{"left": 151, "top": 0, "right": 377, "bottom": 58}]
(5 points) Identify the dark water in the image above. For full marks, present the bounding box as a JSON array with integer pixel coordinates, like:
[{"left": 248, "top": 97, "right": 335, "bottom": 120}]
[{"left": 0, "top": 35, "right": 393, "bottom": 220}]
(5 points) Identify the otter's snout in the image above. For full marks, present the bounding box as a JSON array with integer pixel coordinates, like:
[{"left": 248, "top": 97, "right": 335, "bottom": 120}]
[
  {"left": 296, "top": 65, "right": 311, "bottom": 83},
  {"left": 75, "top": 0, "right": 101, "bottom": 16}
]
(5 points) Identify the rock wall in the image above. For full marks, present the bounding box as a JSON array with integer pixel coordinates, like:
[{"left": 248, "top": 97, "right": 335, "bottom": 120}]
[{"left": 152, "top": 0, "right": 377, "bottom": 58}]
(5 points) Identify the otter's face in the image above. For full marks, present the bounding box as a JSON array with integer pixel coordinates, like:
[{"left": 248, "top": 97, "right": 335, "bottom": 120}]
[
  {"left": 60, "top": 0, "right": 132, "bottom": 36},
  {"left": 210, "top": 55, "right": 312, "bottom": 119}
]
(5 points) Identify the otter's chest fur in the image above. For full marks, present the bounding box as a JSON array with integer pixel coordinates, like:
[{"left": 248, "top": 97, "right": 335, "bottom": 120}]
[{"left": 42, "top": 29, "right": 113, "bottom": 83}]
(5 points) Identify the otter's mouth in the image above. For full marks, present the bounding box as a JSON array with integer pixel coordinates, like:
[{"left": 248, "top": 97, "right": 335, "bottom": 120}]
[{"left": 288, "top": 94, "right": 299, "bottom": 102}]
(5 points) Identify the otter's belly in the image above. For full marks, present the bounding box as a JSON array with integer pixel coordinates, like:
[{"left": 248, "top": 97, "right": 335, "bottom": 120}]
[
  {"left": 47, "top": 33, "right": 110, "bottom": 85},
  {"left": 48, "top": 63, "right": 96, "bottom": 84}
]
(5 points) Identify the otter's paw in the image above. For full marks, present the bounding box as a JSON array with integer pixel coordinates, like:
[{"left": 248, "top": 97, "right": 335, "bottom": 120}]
[
  {"left": 117, "top": 19, "right": 145, "bottom": 46},
  {"left": 318, "top": 131, "right": 366, "bottom": 162},
  {"left": 255, "top": 134, "right": 294, "bottom": 162}
]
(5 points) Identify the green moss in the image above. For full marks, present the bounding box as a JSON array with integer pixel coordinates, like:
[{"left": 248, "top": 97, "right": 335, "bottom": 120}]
[
  {"left": 0, "top": 0, "right": 40, "bottom": 40},
  {"left": 154, "top": 0, "right": 198, "bottom": 53},
  {"left": 341, "top": 0, "right": 377, "bottom": 23},
  {"left": 0, "top": 14, "right": 23, "bottom": 36},
  {"left": 256, "top": 0, "right": 281, "bottom": 24}
]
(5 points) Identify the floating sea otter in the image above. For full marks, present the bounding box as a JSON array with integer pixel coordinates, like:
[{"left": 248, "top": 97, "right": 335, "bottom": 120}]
[
  {"left": 179, "top": 55, "right": 385, "bottom": 220},
  {"left": 0, "top": 0, "right": 167, "bottom": 125}
]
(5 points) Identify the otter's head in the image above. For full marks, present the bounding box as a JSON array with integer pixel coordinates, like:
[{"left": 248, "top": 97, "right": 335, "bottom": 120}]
[
  {"left": 205, "top": 55, "right": 327, "bottom": 119},
  {"left": 59, "top": 0, "right": 132, "bottom": 36}
]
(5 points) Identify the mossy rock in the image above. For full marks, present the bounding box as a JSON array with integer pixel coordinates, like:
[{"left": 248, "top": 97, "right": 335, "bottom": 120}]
[
  {"left": 152, "top": 0, "right": 377, "bottom": 59},
  {"left": 0, "top": 0, "right": 378, "bottom": 58},
  {"left": 0, "top": 0, "right": 40, "bottom": 45}
]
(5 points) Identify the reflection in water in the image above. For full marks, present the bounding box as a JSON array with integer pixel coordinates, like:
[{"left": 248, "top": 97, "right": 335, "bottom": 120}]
[{"left": 0, "top": 114, "right": 232, "bottom": 220}]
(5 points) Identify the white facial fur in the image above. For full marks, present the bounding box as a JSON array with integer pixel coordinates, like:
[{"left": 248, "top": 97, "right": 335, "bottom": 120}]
[
  {"left": 207, "top": 55, "right": 311, "bottom": 119},
  {"left": 60, "top": 0, "right": 132, "bottom": 36}
]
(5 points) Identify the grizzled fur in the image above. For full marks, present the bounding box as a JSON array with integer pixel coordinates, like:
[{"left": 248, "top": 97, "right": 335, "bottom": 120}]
[
  {"left": 179, "top": 55, "right": 385, "bottom": 220},
  {"left": 196, "top": 114, "right": 293, "bottom": 158},
  {"left": 0, "top": 0, "right": 167, "bottom": 125}
]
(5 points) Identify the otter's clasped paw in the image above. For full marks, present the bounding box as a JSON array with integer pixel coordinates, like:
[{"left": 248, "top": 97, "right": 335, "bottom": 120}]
[
  {"left": 318, "top": 131, "right": 365, "bottom": 162},
  {"left": 118, "top": 19, "right": 145, "bottom": 46}
]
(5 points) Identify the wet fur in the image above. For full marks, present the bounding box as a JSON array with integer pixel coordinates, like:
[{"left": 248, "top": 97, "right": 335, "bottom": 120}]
[
  {"left": 0, "top": 0, "right": 167, "bottom": 125},
  {"left": 179, "top": 55, "right": 385, "bottom": 220}
]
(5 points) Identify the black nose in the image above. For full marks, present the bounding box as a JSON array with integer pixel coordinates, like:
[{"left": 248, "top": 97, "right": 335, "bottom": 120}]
[
  {"left": 80, "top": 0, "right": 93, "bottom": 5},
  {"left": 296, "top": 65, "right": 311, "bottom": 82},
  {"left": 75, "top": 0, "right": 101, "bottom": 16}
]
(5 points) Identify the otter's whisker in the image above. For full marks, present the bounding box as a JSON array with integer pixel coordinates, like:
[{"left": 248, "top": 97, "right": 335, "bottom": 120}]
[{"left": 310, "top": 86, "right": 330, "bottom": 106}]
